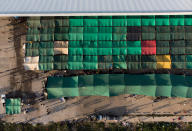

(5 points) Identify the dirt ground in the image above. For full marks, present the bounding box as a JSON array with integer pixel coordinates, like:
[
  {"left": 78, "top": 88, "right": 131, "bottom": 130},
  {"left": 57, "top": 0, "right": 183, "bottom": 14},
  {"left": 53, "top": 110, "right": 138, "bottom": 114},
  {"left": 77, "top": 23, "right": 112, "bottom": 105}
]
[{"left": 1, "top": 17, "right": 192, "bottom": 124}]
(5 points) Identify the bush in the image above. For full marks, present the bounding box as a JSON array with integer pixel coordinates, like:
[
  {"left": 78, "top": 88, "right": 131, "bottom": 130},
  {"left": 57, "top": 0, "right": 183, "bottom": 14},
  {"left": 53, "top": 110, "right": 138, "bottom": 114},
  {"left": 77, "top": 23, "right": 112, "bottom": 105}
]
[{"left": 1, "top": 121, "right": 192, "bottom": 131}]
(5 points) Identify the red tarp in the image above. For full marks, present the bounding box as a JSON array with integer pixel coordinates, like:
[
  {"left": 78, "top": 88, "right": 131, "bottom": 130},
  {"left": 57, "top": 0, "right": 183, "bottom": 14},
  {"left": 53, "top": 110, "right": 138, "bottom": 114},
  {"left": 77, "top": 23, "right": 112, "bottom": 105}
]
[{"left": 141, "top": 40, "right": 156, "bottom": 55}]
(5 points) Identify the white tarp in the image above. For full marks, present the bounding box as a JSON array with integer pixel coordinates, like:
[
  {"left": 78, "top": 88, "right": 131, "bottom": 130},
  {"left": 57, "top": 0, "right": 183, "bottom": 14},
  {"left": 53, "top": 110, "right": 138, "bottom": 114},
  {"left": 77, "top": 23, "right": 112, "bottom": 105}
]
[
  {"left": 54, "top": 41, "right": 68, "bottom": 55},
  {"left": 24, "top": 56, "right": 39, "bottom": 70}
]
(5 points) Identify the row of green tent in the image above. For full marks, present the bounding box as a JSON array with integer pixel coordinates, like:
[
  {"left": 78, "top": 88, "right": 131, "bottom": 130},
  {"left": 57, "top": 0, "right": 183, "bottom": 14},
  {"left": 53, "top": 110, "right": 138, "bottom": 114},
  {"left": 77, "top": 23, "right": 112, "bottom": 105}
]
[
  {"left": 25, "top": 54, "right": 192, "bottom": 70},
  {"left": 47, "top": 74, "right": 192, "bottom": 99},
  {"left": 27, "top": 16, "right": 192, "bottom": 27},
  {"left": 25, "top": 41, "right": 192, "bottom": 56}
]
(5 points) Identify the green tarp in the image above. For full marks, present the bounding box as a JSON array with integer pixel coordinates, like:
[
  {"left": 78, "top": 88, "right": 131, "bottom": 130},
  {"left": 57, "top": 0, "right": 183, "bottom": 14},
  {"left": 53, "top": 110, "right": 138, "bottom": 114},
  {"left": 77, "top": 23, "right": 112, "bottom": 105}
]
[
  {"left": 54, "top": 55, "right": 68, "bottom": 70},
  {"left": 25, "top": 41, "right": 192, "bottom": 70},
  {"left": 47, "top": 74, "right": 192, "bottom": 99},
  {"left": 156, "top": 41, "right": 170, "bottom": 54},
  {"left": 25, "top": 42, "right": 39, "bottom": 56},
  {"left": 156, "top": 26, "right": 170, "bottom": 41},
  {"left": 155, "top": 16, "right": 170, "bottom": 26},
  {"left": 26, "top": 15, "right": 192, "bottom": 42},
  {"left": 141, "top": 16, "right": 155, "bottom": 26},
  {"left": 142, "top": 26, "right": 155, "bottom": 40},
  {"left": 55, "top": 17, "right": 69, "bottom": 26},
  {"left": 126, "top": 16, "right": 141, "bottom": 26},
  {"left": 5, "top": 98, "right": 21, "bottom": 115},
  {"left": 98, "top": 56, "right": 113, "bottom": 69},
  {"left": 27, "top": 17, "right": 41, "bottom": 27},
  {"left": 170, "top": 15, "right": 184, "bottom": 26},
  {"left": 112, "top": 16, "right": 127, "bottom": 26},
  {"left": 25, "top": 15, "right": 192, "bottom": 71},
  {"left": 98, "top": 16, "right": 112, "bottom": 26},
  {"left": 185, "top": 15, "right": 192, "bottom": 26},
  {"left": 47, "top": 76, "right": 79, "bottom": 98}
]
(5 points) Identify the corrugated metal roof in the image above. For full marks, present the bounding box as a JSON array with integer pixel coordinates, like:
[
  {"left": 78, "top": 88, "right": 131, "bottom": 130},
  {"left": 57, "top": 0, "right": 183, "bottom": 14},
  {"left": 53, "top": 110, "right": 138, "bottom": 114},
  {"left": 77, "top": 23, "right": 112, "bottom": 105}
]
[{"left": 0, "top": 0, "right": 192, "bottom": 16}]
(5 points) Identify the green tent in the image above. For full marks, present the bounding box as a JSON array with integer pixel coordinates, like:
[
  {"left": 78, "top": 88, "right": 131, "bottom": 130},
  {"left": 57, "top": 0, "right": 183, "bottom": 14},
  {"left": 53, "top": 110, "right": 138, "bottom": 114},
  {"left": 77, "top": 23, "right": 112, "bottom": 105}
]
[
  {"left": 5, "top": 98, "right": 21, "bottom": 115},
  {"left": 47, "top": 76, "right": 79, "bottom": 98},
  {"left": 46, "top": 74, "right": 192, "bottom": 99}
]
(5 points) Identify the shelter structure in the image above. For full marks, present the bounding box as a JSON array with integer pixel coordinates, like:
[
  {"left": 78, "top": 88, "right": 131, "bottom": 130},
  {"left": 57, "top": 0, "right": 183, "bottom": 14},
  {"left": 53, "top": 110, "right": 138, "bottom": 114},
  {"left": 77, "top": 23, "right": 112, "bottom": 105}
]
[
  {"left": 5, "top": 98, "right": 21, "bottom": 115},
  {"left": 24, "top": 16, "right": 192, "bottom": 70},
  {"left": 1, "top": 0, "right": 192, "bottom": 98},
  {"left": 47, "top": 74, "right": 192, "bottom": 98}
]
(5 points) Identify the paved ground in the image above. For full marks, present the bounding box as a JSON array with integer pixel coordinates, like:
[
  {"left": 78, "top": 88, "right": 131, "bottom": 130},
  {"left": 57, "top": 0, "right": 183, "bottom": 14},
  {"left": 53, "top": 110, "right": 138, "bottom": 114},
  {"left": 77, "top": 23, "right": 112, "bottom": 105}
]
[{"left": 1, "top": 17, "right": 192, "bottom": 124}]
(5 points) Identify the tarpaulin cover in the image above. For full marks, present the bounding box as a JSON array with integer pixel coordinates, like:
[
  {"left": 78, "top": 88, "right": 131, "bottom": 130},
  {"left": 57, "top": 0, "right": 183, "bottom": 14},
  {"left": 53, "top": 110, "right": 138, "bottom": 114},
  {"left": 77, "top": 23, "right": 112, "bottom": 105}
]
[
  {"left": 186, "top": 55, "right": 192, "bottom": 69},
  {"left": 41, "top": 17, "right": 55, "bottom": 28},
  {"left": 5, "top": 98, "right": 21, "bottom": 115},
  {"left": 27, "top": 17, "right": 41, "bottom": 28},
  {"left": 126, "top": 16, "right": 141, "bottom": 26},
  {"left": 141, "top": 40, "right": 156, "bottom": 55},
  {"left": 47, "top": 74, "right": 192, "bottom": 98},
  {"left": 55, "top": 17, "right": 69, "bottom": 27},
  {"left": 113, "top": 55, "right": 127, "bottom": 69},
  {"left": 127, "top": 26, "right": 141, "bottom": 41},
  {"left": 155, "top": 16, "right": 170, "bottom": 26},
  {"left": 170, "top": 26, "right": 185, "bottom": 40},
  {"left": 54, "top": 55, "right": 68, "bottom": 69},
  {"left": 156, "top": 26, "right": 170, "bottom": 41},
  {"left": 185, "top": 15, "right": 192, "bottom": 26},
  {"left": 170, "top": 15, "right": 184, "bottom": 26},
  {"left": 156, "top": 55, "right": 171, "bottom": 69},
  {"left": 25, "top": 42, "right": 39, "bottom": 56},
  {"left": 127, "top": 55, "right": 141, "bottom": 70},
  {"left": 98, "top": 16, "right": 112, "bottom": 26},
  {"left": 47, "top": 76, "right": 79, "bottom": 98},
  {"left": 98, "top": 56, "right": 113, "bottom": 69},
  {"left": 170, "top": 40, "right": 185, "bottom": 54},
  {"left": 141, "top": 16, "right": 155, "bottom": 26},
  {"left": 25, "top": 16, "right": 192, "bottom": 71},
  {"left": 141, "top": 55, "right": 156, "bottom": 69},
  {"left": 156, "top": 41, "right": 170, "bottom": 54},
  {"left": 142, "top": 26, "right": 155, "bottom": 40},
  {"left": 112, "top": 16, "right": 127, "bottom": 26},
  {"left": 69, "top": 16, "right": 83, "bottom": 26},
  {"left": 185, "top": 27, "right": 192, "bottom": 40},
  {"left": 127, "top": 41, "right": 141, "bottom": 55}
]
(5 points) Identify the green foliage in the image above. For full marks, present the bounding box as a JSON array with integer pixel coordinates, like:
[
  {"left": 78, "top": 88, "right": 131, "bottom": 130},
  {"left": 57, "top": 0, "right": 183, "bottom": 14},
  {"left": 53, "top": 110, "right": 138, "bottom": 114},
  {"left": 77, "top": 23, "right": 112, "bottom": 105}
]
[
  {"left": 1, "top": 121, "right": 192, "bottom": 131},
  {"left": 0, "top": 121, "right": 97, "bottom": 131}
]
